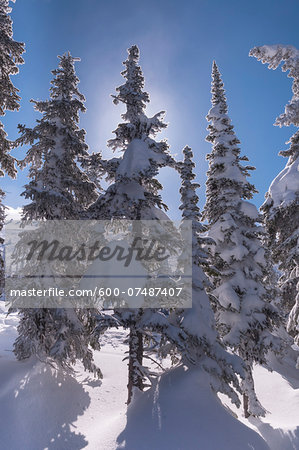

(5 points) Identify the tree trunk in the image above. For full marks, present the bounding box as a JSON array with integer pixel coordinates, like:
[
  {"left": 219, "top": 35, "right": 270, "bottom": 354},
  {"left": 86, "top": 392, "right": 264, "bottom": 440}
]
[
  {"left": 243, "top": 393, "right": 250, "bottom": 418},
  {"left": 127, "top": 326, "right": 143, "bottom": 404}
]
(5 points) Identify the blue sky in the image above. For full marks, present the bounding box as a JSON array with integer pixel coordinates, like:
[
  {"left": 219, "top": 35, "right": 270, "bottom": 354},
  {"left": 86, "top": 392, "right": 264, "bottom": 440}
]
[{"left": 3, "top": 0, "right": 299, "bottom": 220}]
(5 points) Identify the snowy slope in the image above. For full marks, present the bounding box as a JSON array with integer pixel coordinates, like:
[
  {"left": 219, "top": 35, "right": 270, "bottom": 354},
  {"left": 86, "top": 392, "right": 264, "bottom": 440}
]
[
  {"left": 0, "top": 303, "right": 299, "bottom": 450},
  {"left": 249, "top": 365, "right": 299, "bottom": 450},
  {"left": 0, "top": 303, "right": 128, "bottom": 450},
  {"left": 117, "top": 367, "right": 269, "bottom": 450}
]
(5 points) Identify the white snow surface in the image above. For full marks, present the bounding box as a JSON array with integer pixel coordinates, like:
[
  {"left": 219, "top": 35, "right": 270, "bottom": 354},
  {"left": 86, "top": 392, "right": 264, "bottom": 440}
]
[
  {"left": 116, "top": 138, "right": 165, "bottom": 179},
  {"left": 5, "top": 205, "right": 22, "bottom": 221},
  {"left": 240, "top": 201, "right": 260, "bottom": 220},
  {"left": 1, "top": 303, "right": 299, "bottom": 450},
  {"left": 266, "top": 157, "right": 299, "bottom": 210}
]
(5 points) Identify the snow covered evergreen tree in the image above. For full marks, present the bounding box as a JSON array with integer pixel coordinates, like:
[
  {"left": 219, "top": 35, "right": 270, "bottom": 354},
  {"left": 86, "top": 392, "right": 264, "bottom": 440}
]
[
  {"left": 88, "top": 45, "right": 174, "bottom": 221},
  {"left": 177, "top": 145, "right": 243, "bottom": 407},
  {"left": 203, "top": 62, "right": 282, "bottom": 417},
  {"left": 16, "top": 52, "right": 97, "bottom": 220},
  {"left": 0, "top": 0, "right": 24, "bottom": 293},
  {"left": 0, "top": 0, "right": 24, "bottom": 176},
  {"left": 88, "top": 45, "right": 180, "bottom": 403},
  {"left": 13, "top": 53, "right": 101, "bottom": 377},
  {"left": 250, "top": 45, "right": 299, "bottom": 349}
]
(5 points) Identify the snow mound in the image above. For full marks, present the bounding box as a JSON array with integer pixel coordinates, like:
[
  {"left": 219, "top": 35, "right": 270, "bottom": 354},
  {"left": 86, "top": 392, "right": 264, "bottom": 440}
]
[
  {"left": 0, "top": 305, "right": 91, "bottom": 450},
  {"left": 0, "top": 304, "right": 128, "bottom": 450},
  {"left": 240, "top": 201, "right": 260, "bottom": 220},
  {"left": 116, "top": 138, "right": 165, "bottom": 178},
  {"left": 1, "top": 359, "right": 91, "bottom": 450},
  {"left": 117, "top": 366, "right": 269, "bottom": 450},
  {"left": 266, "top": 158, "right": 299, "bottom": 210}
]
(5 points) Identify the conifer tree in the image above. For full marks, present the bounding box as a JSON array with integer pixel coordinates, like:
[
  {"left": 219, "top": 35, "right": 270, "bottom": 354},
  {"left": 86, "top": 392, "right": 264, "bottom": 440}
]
[
  {"left": 88, "top": 45, "right": 180, "bottom": 403},
  {"left": 89, "top": 45, "right": 174, "bottom": 221},
  {"left": 17, "top": 52, "right": 97, "bottom": 220},
  {"left": 203, "top": 62, "right": 282, "bottom": 417},
  {"left": 177, "top": 145, "right": 243, "bottom": 407},
  {"left": 0, "top": 0, "right": 24, "bottom": 293},
  {"left": 13, "top": 53, "right": 101, "bottom": 377},
  {"left": 250, "top": 45, "right": 299, "bottom": 349}
]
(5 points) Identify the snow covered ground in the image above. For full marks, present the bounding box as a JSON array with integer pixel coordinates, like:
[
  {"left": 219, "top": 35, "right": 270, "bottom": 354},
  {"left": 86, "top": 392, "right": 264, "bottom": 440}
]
[{"left": 0, "top": 303, "right": 298, "bottom": 450}]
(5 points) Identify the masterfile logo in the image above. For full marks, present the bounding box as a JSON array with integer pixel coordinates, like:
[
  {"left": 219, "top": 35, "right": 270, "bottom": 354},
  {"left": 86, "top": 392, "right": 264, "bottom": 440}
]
[{"left": 5, "top": 220, "right": 192, "bottom": 309}]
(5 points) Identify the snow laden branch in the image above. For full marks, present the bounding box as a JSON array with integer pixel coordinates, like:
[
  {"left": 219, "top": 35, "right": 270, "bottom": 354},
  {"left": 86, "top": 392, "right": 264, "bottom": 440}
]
[{"left": 249, "top": 44, "right": 299, "bottom": 127}]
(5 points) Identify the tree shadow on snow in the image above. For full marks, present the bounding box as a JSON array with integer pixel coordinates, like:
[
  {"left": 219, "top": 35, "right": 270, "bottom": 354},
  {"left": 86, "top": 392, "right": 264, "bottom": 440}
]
[
  {"left": 116, "top": 366, "right": 270, "bottom": 450},
  {"left": 249, "top": 418, "right": 299, "bottom": 450},
  {"left": 265, "top": 351, "right": 299, "bottom": 390},
  {"left": 1, "top": 358, "right": 90, "bottom": 450},
  {"left": 81, "top": 375, "right": 102, "bottom": 388}
]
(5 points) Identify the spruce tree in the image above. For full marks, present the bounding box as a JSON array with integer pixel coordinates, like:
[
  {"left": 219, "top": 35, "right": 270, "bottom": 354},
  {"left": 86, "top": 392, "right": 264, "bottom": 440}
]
[
  {"left": 88, "top": 45, "right": 180, "bottom": 403},
  {"left": 250, "top": 45, "right": 299, "bottom": 349},
  {"left": 17, "top": 52, "right": 97, "bottom": 220},
  {"left": 13, "top": 53, "right": 101, "bottom": 377},
  {"left": 89, "top": 45, "right": 174, "bottom": 221},
  {"left": 177, "top": 145, "right": 243, "bottom": 407},
  {"left": 0, "top": 0, "right": 24, "bottom": 294},
  {"left": 203, "top": 62, "right": 282, "bottom": 417}
]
